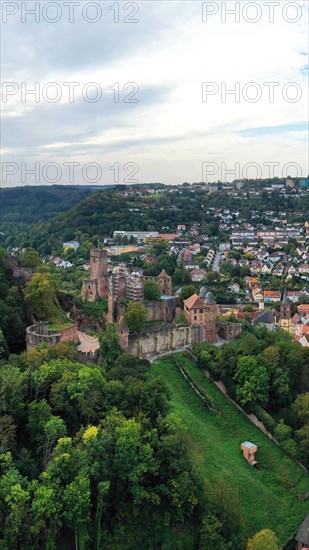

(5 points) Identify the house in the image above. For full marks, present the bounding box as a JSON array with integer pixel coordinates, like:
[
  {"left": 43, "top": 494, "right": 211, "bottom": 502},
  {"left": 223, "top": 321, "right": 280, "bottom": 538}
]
[
  {"left": 298, "top": 304, "right": 309, "bottom": 316},
  {"left": 63, "top": 241, "right": 80, "bottom": 251},
  {"left": 263, "top": 290, "right": 281, "bottom": 303},
  {"left": 249, "top": 261, "right": 262, "bottom": 274},
  {"left": 182, "top": 249, "right": 193, "bottom": 264},
  {"left": 219, "top": 242, "right": 230, "bottom": 252},
  {"left": 252, "top": 310, "right": 275, "bottom": 330},
  {"left": 288, "top": 266, "right": 298, "bottom": 276},
  {"left": 229, "top": 282, "right": 240, "bottom": 293},
  {"left": 287, "top": 290, "right": 301, "bottom": 303},
  {"left": 261, "top": 264, "right": 272, "bottom": 274},
  {"left": 299, "top": 334, "right": 309, "bottom": 347},
  {"left": 183, "top": 290, "right": 218, "bottom": 330},
  {"left": 183, "top": 294, "right": 208, "bottom": 325},
  {"left": 190, "top": 268, "right": 207, "bottom": 282},
  {"left": 299, "top": 264, "right": 309, "bottom": 275},
  {"left": 252, "top": 286, "right": 263, "bottom": 302}
]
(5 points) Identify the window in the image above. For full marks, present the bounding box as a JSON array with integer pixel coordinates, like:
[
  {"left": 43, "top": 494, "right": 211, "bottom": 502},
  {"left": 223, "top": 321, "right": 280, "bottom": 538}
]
[
  {"left": 199, "top": 309, "right": 203, "bottom": 313},
  {"left": 194, "top": 316, "right": 197, "bottom": 321}
]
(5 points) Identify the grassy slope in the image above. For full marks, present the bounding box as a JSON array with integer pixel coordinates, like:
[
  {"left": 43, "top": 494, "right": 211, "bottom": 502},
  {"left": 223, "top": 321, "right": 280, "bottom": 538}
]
[
  {"left": 47, "top": 300, "right": 74, "bottom": 331},
  {"left": 149, "top": 353, "right": 308, "bottom": 545}
]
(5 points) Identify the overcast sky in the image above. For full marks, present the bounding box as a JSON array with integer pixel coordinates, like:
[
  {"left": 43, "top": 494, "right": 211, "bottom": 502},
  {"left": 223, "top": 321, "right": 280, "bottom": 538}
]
[{"left": 1, "top": 0, "right": 308, "bottom": 186}]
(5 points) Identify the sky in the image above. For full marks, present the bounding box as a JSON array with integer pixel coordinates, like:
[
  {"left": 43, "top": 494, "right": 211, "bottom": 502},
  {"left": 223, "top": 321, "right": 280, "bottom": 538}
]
[{"left": 1, "top": 0, "right": 308, "bottom": 186}]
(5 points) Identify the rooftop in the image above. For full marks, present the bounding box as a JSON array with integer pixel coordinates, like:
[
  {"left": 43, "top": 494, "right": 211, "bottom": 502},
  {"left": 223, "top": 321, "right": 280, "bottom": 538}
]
[{"left": 241, "top": 441, "right": 256, "bottom": 449}]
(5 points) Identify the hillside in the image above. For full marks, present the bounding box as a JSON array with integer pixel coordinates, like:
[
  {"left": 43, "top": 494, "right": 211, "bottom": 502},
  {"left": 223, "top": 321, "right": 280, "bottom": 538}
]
[
  {"left": 0, "top": 186, "right": 98, "bottom": 250},
  {"left": 149, "top": 353, "right": 309, "bottom": 546}
]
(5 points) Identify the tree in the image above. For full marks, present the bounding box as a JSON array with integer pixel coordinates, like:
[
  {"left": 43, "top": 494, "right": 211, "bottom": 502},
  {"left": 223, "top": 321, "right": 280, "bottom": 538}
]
[
  {"left": 125, "top": 302, "right": 148, "bottom": 334},
  {"left": 0, "top": 327, "right": 9, "bottom": 359},
  {"left": 199, "top": 514, "right": 226, "bottom": 549},
  {"left": 63, "top": 475, "right": 91, "bottom": 550},
  {"left": 20, "top": 248, "right": 42, "bottom": 269},
  {"left": 24, "top": 273, "right": 57, "bottom": 320},
  {"left": 144, "top": 280, "right": 161, "bottom": 301},
  {"left": 99, "top": 322, "right": 123, "bottom": 368},
  {"left": 247, "top": 529, "right": 279, "bottom": 550},
  {"left": 173, "top": 268, "right": 191, "bottom": 286},
  {"left": 234, "top": 356, "right": 269, "bottom": 406},
  {"left": 179, "top": 285, "right": 196, "bottom": 304},
  {"left": 274, "top": 420, "right": 292, "bottom": 442}
]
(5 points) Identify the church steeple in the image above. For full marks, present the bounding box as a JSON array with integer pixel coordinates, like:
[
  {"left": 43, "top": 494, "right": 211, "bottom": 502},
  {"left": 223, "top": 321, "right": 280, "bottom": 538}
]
[{"left": 280, "top": 287, "right": 292, "bottom": 332}]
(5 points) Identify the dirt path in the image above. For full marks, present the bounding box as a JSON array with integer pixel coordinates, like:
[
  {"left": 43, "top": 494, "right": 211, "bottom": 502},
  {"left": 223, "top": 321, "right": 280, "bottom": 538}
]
[{"left": 77, "top": 331, "right": 100, "bottom": 354}]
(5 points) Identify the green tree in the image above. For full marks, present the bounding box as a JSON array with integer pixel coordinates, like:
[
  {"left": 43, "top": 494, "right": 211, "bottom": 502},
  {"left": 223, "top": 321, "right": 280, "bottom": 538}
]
[
  {"left": 179, "top": 285, "right": 196, "bottom": 304},
  {"left": 247, "top": 528, "right": 280, "bottom": 550},
  {"left": 24, "top": 273, "right": 57, "bottom": 320},
  {"left": 199, "top": 514, "right": 226, "bottom": 549},
  {"left": 274, "top": 420, "right": 292, "bottom": 442},
  {"left": 234, "top": 356, "right": 269, "bottom": 406},
  {"left": 125, "top": 302, "right": 148, "bottom": 334},
  {"left": 20, "top": 247, "right": 42, "bottom": 269},
  {"left": 0, "top": 328, "right": 9, "bottom": 359},
  {"left": 63, "top": 475, "right": 91, "bottom": 550},
  {"left": 99, "top": 322, "right": 123, "bottom": 368},
  {"left": 173, "top": 268, "right": 191, "bottom": 286},
  {"left": 144, "top": 280, "right": 161, "bottom": 301}
]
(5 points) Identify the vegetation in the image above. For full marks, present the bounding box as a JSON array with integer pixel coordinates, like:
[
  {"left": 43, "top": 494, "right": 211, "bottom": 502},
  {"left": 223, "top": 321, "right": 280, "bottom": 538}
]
[
  {"left": 143, "top": 280, "right": 161, "bottom": 301},
  {"left": 195, "top": 326, "right": 309, "bottom": 466},
  {"left": 0, "top": 249, "right": 27, "bottom": 352},
  {"left": 149, "top": 353, "right": 308, "bottom": 546},
  {"left": 247, "top": 529, "right": 280, "bottom": 550},
  {"left": 125, "top": 301, "right": 148, "bottom": 333},
  {"left": 0, "top": 342, "right": 204, "bottom": 549}
]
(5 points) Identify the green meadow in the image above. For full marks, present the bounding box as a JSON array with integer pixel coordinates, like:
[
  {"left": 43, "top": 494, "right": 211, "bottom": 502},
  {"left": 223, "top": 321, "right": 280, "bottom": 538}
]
[{"left": 149, "top": 353, "right": 308, "bottom": 546}]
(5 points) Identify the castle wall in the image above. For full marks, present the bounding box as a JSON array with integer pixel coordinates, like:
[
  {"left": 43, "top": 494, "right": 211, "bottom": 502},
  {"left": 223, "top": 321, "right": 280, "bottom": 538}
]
[
  {"left": 59, "top": 324, "right": 79, "bottom": 343},
  {"left": 128, "top": 326, "right": 191, "bottom": 358},
  {"left": 216, "top": 322, "right": 242, "bottom": 340},
  {"left": 26, "top": 322, "right": 79, "bottom": 350}
]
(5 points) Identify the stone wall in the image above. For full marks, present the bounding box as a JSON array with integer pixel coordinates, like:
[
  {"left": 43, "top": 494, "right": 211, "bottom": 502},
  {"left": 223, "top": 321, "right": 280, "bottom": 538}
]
[
  {"left": 122, "top": 320, "right": 242, "bottom": 359},
  {"left": 128, "top": 325, "right": 191, "bottom": 358},
  {"left": 26, "top": 322, "right": 78, "bottom": 350},
  {"left": 216, "top": 322, "right": 242, "bottom": 340},
  {"left": 144, "top": 297, "right": 176, "bottom": 323}
]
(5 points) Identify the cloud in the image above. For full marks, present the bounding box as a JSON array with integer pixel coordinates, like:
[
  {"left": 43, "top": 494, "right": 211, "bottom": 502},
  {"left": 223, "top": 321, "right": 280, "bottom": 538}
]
[{"left": 2, "top": 0, "right": 309, "bottom": 185}]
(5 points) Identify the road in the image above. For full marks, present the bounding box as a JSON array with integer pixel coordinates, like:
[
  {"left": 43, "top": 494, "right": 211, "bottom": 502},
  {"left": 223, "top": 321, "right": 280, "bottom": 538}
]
[{"left": 213, "top": 251, "right": 221, "bottom": 272}]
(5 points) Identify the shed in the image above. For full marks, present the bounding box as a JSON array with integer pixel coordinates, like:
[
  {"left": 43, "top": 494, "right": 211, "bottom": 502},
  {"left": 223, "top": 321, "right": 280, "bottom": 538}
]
[{"left": 241, "top": 441, "right": 258, "bottom": 465}]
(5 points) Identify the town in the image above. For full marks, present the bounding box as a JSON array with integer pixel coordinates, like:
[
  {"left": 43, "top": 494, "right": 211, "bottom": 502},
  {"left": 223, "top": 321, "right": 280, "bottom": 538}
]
[{"left": 1, "top": 179, "right": 309, "bottom": 550}]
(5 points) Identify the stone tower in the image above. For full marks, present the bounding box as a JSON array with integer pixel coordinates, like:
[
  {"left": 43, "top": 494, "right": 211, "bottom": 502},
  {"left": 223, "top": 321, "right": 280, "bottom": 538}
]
[
  {"left": 118, "top": 315, "right": 129, "bottom": 352},
  {"left": 156, "top": 269, "right": 173, "bottom": 295},
  {"left": 81, "top": 248, "right": 110, "bottom": 302}
]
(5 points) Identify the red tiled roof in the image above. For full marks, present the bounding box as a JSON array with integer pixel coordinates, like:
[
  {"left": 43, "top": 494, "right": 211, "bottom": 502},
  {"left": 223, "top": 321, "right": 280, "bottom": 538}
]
[
  {"left": 184, "top": 294, "right": 206, "bottom": 310},
  {"left": 264, "top": 291, "right": 281, "bottom": 298}
]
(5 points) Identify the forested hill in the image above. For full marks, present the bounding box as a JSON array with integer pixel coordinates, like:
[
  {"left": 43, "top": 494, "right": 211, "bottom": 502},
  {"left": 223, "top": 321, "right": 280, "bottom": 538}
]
[
  {"left": 1, "top": 183, "right": 308, "bottom": 254},
  {"left": 0, "top": 185, "right": 97, "bottom": 226}
]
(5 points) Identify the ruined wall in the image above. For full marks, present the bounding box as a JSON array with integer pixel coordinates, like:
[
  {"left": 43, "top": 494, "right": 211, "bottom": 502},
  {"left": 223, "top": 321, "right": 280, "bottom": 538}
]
[
  {"left": 144, "top": 298, "right": 176, "bottom": 323},
  {"left": 58, "top": 324, "right": 79, "bottom": 343},
  {"left": 26, "top": 322, "right": 78, "bottom": 350},
  {"left": 216, "top": 322, "right": 242, "bottom": 340},
  {"left": 81, "top": 279, "right": 99, "bottom": 302},
  {"left": 128, "top": 325, "right": 191, "bottom": 358}
]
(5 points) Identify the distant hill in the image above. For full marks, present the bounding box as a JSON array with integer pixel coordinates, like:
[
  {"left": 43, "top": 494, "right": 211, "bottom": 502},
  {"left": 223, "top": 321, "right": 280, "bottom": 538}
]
[{"left": 0, "top": 185, "right": 98, "bottom": 226}]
